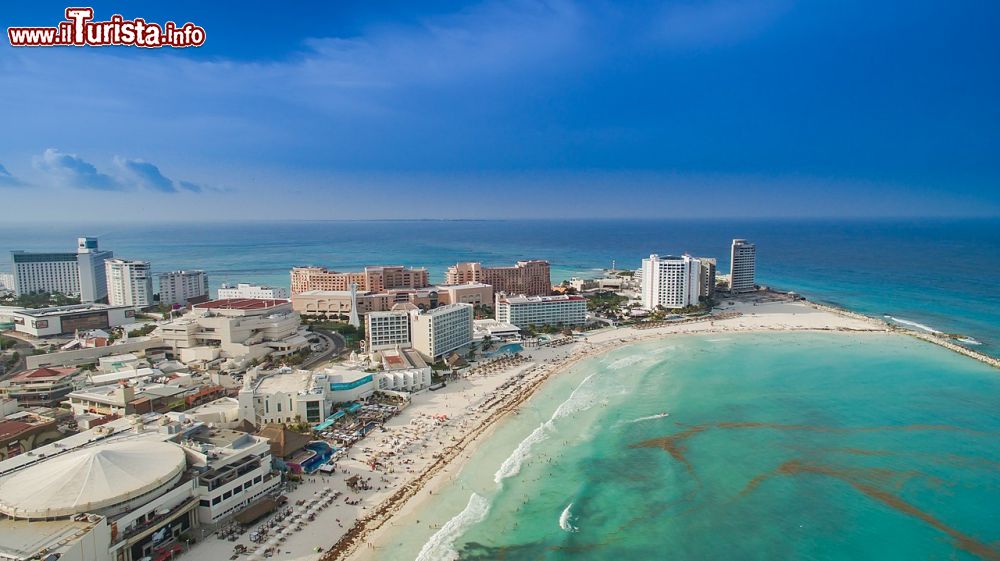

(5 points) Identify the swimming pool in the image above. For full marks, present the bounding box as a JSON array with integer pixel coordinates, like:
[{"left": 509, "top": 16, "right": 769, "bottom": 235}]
[
  {"left": 486, "top": 343, "right": 523, "bottom": 357},
  {"left": 301, "top": 441, "right": 335, "bottom": 474}
]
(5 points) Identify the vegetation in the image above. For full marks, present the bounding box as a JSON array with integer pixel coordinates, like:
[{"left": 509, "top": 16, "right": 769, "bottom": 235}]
[
  {"left": 0, "top": 336, "right": 16, "bottom": 350},
  {"left": 0, "top": 291, "right": 81, "bottom": 308},
  {"left": 524, "top": 323, "right": 571, "bottom": 336},
  {"left": 473, "top": 304, "right": 494, "bottom": 320},
  {"left": 586, "top": 291, "right": 628, "bottom": 314},
  {"left": 308, "top": 320, "right": 365, "bottom": 349},
  {"left": 127, "top": 324, "right": 157, "bottom": 338}
]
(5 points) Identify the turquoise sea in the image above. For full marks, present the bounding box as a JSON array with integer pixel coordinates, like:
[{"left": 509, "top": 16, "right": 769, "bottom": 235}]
[
  {"left": 0, "top": 218, "right": 998, "bottom": 356},
  {"left": 378, "top": 333, "right": 1000, "bottom": 561}
]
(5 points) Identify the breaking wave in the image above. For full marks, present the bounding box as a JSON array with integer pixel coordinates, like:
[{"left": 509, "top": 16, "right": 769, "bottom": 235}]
[
  {"left": 559, "top": 502, "right": 579, "bottom": 532},
  {"left": 415, "top": 493, "right": 491, "bottom": 561},
  {"left": 884, "top": 315, "right": 942, "bottom": 334}
]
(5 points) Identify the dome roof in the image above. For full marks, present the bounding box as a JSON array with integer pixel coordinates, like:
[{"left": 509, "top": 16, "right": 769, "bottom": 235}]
[{"left": 0, "top": 440, "right": 186, "bottom": 519}]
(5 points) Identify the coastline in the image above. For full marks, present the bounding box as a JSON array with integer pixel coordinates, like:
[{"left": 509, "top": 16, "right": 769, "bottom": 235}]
[
  {"left": 330, "top": 298, "right": 901, "bottom": 561},
  {"left": 209, "top": 295, "right": 997, "bottom": 561}
]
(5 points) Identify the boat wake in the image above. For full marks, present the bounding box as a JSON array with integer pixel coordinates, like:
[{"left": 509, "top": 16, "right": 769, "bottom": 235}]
[
  {"left": 628, "top": 412, "right": 670, "bottom": 424},
  {"left": 884, "top": 315, "right": 942, "bottom": 334},
  {"left": 415, "top": 493, "right": 491, "bottom": 561},
  {"left": 559, "top": 502, "right": 579, "bottom": 533}
]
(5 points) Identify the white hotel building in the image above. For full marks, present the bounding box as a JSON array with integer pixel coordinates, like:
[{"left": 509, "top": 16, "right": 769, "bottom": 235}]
[
  {"left": 106, "top": 259, "right": 154, "bottom": 308},
  {"left": 495, "top": 294, "right": 587, "bottom": 329},
  {"left": 159, "top": 270, "right": 210, "bottom": 307},
  {"left": 729, "top": 239, "right": 757, "bottom": 293},
  {"left": 408, "top": 303, "right": 474, "bottom": 360},
  {"left": 218, "top": 282, "right": 289, "bottom": 300},
  {"left": 365, "top": 307, "right": 412, "bottom": 351},
  {"left": 10, "top": 237, "right": 113, "bottom": 302},
  {"left": 640, "top": 254, "right": 702, "bottom": 310}
]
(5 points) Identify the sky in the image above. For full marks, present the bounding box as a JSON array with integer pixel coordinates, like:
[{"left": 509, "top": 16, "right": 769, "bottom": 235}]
[{"left": 0, "top": 0, "right": 998, "bottom": 220}]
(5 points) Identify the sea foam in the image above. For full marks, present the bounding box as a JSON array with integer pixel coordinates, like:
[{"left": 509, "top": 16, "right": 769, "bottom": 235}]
[
  {"left": 559, "top": 502, "right": 579, "bottom": 532},
  {"left": 494, "top": 371, "right": 602, "bottom": 484},
  {"left": 415, "top": 493, "right": 491, "bottom": 561},
  {"left": 884, "top": 315, "right": 942, "bottom": 334}
]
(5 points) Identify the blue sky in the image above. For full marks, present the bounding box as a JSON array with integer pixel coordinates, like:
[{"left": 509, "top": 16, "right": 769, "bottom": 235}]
[{"left": 1, "top": 0, "right": 998, "bottom": 219}]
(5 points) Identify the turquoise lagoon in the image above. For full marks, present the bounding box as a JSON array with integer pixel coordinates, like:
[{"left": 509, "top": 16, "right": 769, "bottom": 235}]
[{"left": 378, "top": 333, "right": 1000, "bottom": 561}]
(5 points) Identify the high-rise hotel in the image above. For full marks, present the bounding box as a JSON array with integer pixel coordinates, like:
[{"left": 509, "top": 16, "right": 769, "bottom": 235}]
[
  {"left": 729, "top": 239, "right": 757, "bottom": 293},
  {"left": 640, "top": 254, "right": 702, "bottom": 310},
  {"left": 10, "top": 237, "right": 113, "bottom": 302}
]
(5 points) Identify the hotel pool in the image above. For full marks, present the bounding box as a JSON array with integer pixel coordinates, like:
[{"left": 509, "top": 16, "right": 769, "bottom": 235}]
[
  {"left": 487, "top": 343, "right": 523, "bottom": 357},
  {"left": 301, "top": 441, "right": 335, "bottom": 474}
]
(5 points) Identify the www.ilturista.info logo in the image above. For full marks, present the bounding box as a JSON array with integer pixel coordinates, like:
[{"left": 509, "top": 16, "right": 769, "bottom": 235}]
[{"left": 8, "top": 7, "right": 206, "bottom": 48}]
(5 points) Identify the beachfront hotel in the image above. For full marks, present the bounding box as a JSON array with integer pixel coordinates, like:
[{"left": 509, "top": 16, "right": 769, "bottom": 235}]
[
  {"left": 729, "top": 239, "right": 757, "bottom": 293},
  {"left": 408, "top": 303, "right": 474, "bottom": 360},
  {"left": 9, "top": 236, "right": 114, "bottom": 302},
  {"left": 640, "top": 254, "right": 702, "bottom": 309},
  {"left": 158, "top": 270, "right": 210, "bottom": 307},
  {"left": 290, "top": 265, "right": 429, "bottom": 295},
  {"left": 366, "top": 307, "right": 413, "bottom": 351},
  {"left": 106, "top": 258, "right": 154, "bottom": 308},
  {"left": 495, "top": 294, "right": 587, "bottom": 329},
  {"left": 445, "top": 260, "right": 551, "bottom": 296},
  {"left": 218, "top": 282, "right": 289, "bottom": 300}
]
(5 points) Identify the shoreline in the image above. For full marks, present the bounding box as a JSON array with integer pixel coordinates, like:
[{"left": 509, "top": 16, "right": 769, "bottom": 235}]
[
  {"left": 263, "top": 297, "right": 998, "bottom": 561},
  {"left": 807, "top": 299, "right": 1000, "bottom": 369},
  {"left": 331, "top": 299, "right": 905, "bottom": 561}
]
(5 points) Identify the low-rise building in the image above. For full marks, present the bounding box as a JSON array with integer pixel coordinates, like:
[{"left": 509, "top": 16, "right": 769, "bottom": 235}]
[
  {"left": 217, "top": 283, "right": 289, "bottom": 300},
  {"left": 374, "top": 348, "right": 432, "bottom": 392},
  {"left": 409, "top": 303, "right": 474, "bottom": 361},
  {"left": 435, "top": 283, "right": 494, "bottom": 306},
  {"left": 0, "top": 410, "right": 63, "bottom": 460},
  {"left": 236, "top": 366, "right": 376, "bottom": 426},
  {"left": 495, "top": 294, "right": 587, "bottom": 329},
  {"left": 0, "top": 366, "right": 81, "bottom": 408},
  {"left": 155, "top": 299, "right": 307, "bottom": 364},
  {"left": 473, "top": 319, "right": 521, "bottom": 341},
  {"left": 10, "top": 303, "right": 135, "bottom": 337}
]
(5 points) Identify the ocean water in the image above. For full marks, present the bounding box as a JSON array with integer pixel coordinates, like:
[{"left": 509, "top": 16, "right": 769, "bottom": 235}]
[
  {"left": 0, "top": 218, "right": 997, "bottom": 356},
  {"left": 377, "top": 333, "right": 1000, "bottom": 561}
]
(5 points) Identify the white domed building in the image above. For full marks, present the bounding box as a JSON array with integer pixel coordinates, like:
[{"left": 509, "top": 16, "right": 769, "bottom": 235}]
[
  {"left": 0, "top": 413, "right": 278, "bottom": 561},
  {"left": 0, "top": 440, "right": 186, "bottom": 520}
]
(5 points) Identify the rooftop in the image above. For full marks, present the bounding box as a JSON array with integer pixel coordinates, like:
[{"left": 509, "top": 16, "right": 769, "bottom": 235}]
[
  {"left": 8, "top": 366, "right": 78, "bottom": 382},
  {"left": 0, "top": 440, "right": 186, "bottom": 519},
  {"left": 14, "top": 303, "right": 132, "bottom": 318},
  {"left": 194, "top": 298, "right": 288, "bottom": 310},
  {"left": 500, "top": 294, "right": 586, "bottom": 305}
]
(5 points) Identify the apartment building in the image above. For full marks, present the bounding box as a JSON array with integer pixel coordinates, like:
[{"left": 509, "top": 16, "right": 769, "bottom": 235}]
[{"left": 159, "top": 270, "right": 210, "bottom": 307}]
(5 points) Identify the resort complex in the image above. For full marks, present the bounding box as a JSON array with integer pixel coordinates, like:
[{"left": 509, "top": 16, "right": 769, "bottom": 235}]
[{"left": 1, "top": 234, "right": 997, "bottom": 561}]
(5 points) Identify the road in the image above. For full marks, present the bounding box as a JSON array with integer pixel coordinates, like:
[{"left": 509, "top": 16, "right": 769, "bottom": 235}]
[
  {"left": 301, "top": 328, "right": 347, "bottom": 369},
  {"left": 0, "top": 332, "right": 38, "bottom": 379}
]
